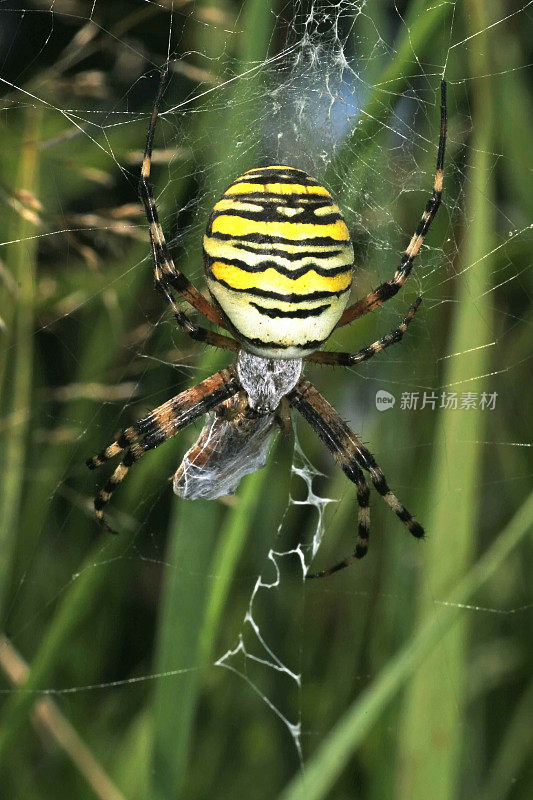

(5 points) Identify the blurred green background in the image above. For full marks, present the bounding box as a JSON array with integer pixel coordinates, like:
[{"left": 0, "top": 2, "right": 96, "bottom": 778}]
[{"left": 0, "top": 1, "right": 531, "bottom": 798}]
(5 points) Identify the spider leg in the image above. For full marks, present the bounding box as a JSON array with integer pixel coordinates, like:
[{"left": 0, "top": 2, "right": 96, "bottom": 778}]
[
  {"left": 307, "top": 467, "right": 371, "bottom": 580},
  {"left": 140, "top": 68, "right": 235, "bottom": 351},
  {"left": 86, "top": 392, "right": 188, "bottom": 470},
  {"left": 275, "top": 397, "right": 293, "bottom": 435},
  {"left": 152, "top": 260, "right": 239, "bottom": 352},
  {"left": 288, "top": 379, "right": 423, "bottom": 576},
  {"left": 336, "top": 81, "right": 446, "bottom": 329},
  {"left": 305, "top": 297, "right": 421, "bottom": 366},
  {"left": 87, "top": 366, "right": 241, "bottom": 530}
]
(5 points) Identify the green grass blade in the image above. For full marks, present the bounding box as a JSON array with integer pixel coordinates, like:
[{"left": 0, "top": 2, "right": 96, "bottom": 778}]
[
  {"left": 113, "top": 708, "right": 152, "bottom": 800},
  {"left": 394, "top": 3, "right": 496, "bottom": 794},
  {"left": 0, "top": 534, "right": 129, "bottom": 767},
  {"left": 0, "top": 107, "right": 42, "bottom": 616},
  {"left": 481, "top": 677, "right": 533, "bottom": 800},
  {"left": 279, "top": 490, "right": 533, "bottom": 800},
  {"left": 148, "top": 2, "right": 275, "bottom": 795},
  {"left": 198, "top": 467, "right": 276, "bottom": 666},
  {"left": 6, "top": 248, "right": 149, "bottom": 611},
  {"left": 0, "top": 434, "right": 181, "bottom": 769},
  {"left": 0, "top": 635, "right": 126, "bottom": 800},
  {"left": 150, "top": 499, "right": 222, "bottom": 800},
  {"left": 150, "top": 427, "right": 294, "bottom": 799}
]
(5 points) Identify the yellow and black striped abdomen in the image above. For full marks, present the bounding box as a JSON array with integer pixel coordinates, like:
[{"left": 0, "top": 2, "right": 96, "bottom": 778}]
[{"left": 203, "top": 166, "right": 354, "bottom": 359}]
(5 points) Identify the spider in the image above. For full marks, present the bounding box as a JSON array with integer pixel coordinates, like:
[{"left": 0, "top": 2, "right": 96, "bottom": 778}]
[{"left": 87, "top": 73, "right": 446, "bottom": 579}]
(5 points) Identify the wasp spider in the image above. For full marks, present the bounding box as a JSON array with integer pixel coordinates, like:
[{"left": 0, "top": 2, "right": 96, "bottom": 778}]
[{"left": 87, "top": 74, "right": 447, "bottom": 578}]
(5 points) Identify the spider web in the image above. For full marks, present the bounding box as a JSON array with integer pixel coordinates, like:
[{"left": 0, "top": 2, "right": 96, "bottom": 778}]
[{"left": 0, "top": 1, "right": 532, "bottom": 797}]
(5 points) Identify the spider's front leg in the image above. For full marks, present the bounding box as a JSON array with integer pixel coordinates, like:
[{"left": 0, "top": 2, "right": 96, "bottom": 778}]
[
  {"left": 336, "top": 81, "right": 446, "bottom": 329},
  {"left": 86, "top": 366, "right": 241, "bottom": 531},
  {"left": 288, "top": 379, "right": 423, "bottom": 578},
  {"left": 307, "top": 463, "right": 371, "bottom": 580},
  {"left": 139, "top": 68, "right": 237, "bottom": 354}
]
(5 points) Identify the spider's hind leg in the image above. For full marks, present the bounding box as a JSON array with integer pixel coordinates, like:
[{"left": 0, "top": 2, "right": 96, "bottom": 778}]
[
  {"left": 306, "top": 466, "right": 371, "bottom": 580},
  {"left": 289, "top": 379, "right": 424, "bottom": 577}
]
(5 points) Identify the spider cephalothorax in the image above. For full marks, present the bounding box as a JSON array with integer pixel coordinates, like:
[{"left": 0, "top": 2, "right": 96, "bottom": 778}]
[{"left": 87, "top": 72, "right": 446, "bottom": 578}]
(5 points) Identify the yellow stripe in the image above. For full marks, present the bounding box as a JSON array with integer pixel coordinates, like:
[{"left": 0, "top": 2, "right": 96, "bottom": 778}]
[
  {"left": 225, "top": 182, "right": 331, "bottom": 197},
  {"left": 212, "top": 215, "right": 349, "bottom": 241},
  {"left": 211, "top": 261, "right": 352, "bottom": 295}
]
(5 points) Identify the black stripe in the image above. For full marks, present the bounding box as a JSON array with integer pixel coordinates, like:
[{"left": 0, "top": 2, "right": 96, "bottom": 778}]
[
  {"left": 414, "top": 217, "right": 426, "bottom": 237},
  {"left": 116, "top": 432, "right": 133, "bottom": 448},
  {"left": 209, "top": 275, "right": 351, "bottom": 302},
  {"left": 342, "top": 462, "right": 363, "bottom": 484},
  {"left": 222, "top": 191, "right": 332, "bottom": 206},
  {"left": 89, "top": 454, "right": 105, "bottom": 469},
  {"left": 153, "top": 241, "right": 169, "bottom": 265},
  {"left": 206, "top": 231, "right": 349, "bottom": 247},
  {"left": 140, "top": 184, "right": 160, "bottom": 224},
  {"left": 133, "top": 415, "right": 157, "bottom": 435},
  {"left": 122, "top": 450, "right": 136, "bottom": 467},
  {"left": 204, "top": 253, "right": 352, "bottom": 279},
  {"left": 218, "top": 241, "right": 348, "bottom": 261},
  {"left": 142, "top": 428, "right": 168, "bottom": 451},
  {"left": 231, "top": 172, "right": 320, "bottom": 186},
  {"left": 358, "top": 484, "right": 370, "bottom": 506},
  {"left": 238, "top": 333, "right": 329, "bottom": 351},
  {"left": 355, "top": 542, "right": 368, "bottom": 559},
  {"left": 371, "top": 473, "right": 388, "bottom": 495},
  {"left": 209, "top": 206, "right": 342, "bottom": 226},
  {"left": 287, "top": 390, "right": 342, "bottom": 448},
  {"left": 167, "top": 272, "right": 190, "bottom": 292},
  {"left": 372, "top": 282, "right": 399, "bottom": 302},
  {"left": 249, "top": 302, "right": 330, "bottom": 319}
]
